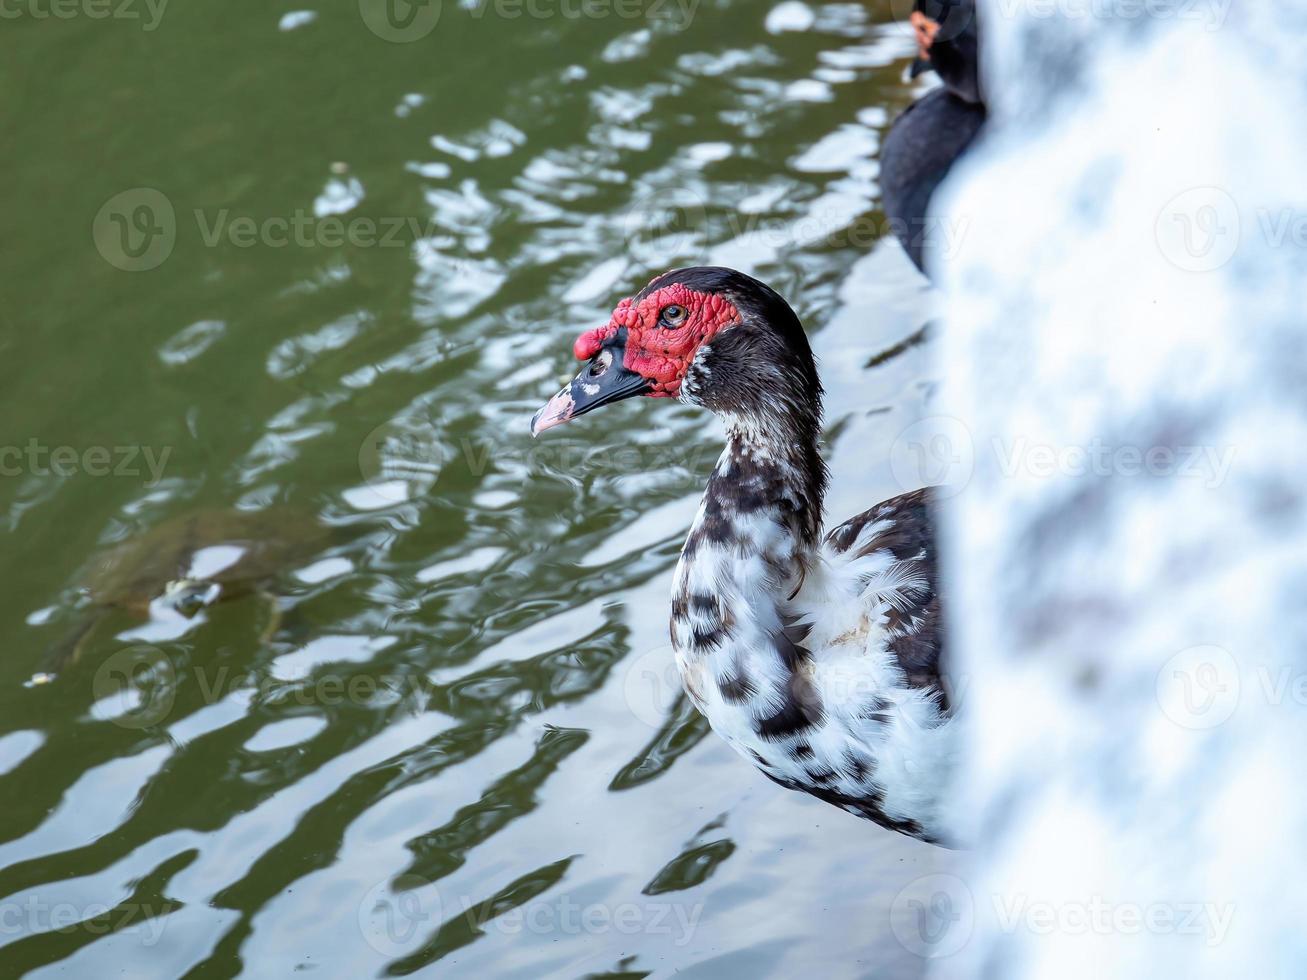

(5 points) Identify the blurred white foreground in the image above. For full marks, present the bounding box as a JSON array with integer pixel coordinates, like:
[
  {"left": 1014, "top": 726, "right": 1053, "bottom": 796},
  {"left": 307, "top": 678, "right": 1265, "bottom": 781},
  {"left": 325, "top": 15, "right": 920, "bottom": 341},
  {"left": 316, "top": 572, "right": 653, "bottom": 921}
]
[{"left": 925, "top": 3, "right": 1307, "bottom": 977}]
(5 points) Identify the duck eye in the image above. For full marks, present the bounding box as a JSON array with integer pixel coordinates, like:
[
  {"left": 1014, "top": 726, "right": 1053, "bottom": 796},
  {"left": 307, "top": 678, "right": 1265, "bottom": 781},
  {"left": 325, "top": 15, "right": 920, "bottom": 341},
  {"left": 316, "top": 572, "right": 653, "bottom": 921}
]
[
  {"left": 660, "top": 304, "right": 687, "bottom": 328},
  {"left": 588, "top": 348, "right": 613, "bottom": 377}
]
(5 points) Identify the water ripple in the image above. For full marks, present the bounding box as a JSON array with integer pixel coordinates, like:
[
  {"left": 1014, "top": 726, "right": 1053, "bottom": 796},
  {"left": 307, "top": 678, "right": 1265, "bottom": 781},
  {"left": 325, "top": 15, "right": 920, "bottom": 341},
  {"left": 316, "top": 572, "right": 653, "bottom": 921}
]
[{"left": 2, "top": 2, "right": 951, "bottom": 974}]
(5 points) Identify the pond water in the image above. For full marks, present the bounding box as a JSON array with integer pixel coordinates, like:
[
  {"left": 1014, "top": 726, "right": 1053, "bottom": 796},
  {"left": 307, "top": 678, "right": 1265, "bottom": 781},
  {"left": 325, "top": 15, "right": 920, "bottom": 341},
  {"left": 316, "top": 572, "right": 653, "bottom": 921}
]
[{"left": 1, "top": 1, "right": 958, "bottom": 975}]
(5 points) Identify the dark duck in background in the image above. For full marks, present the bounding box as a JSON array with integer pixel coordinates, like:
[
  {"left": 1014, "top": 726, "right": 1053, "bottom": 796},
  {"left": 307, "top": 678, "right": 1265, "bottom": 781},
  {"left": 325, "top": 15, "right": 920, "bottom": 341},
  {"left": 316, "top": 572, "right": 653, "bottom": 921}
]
[
  {"left": 533, "top": 268, "right": 954, "bottom": 845},
  {"left": 881, "top": 0, "right": 986, "bottom": 275}
]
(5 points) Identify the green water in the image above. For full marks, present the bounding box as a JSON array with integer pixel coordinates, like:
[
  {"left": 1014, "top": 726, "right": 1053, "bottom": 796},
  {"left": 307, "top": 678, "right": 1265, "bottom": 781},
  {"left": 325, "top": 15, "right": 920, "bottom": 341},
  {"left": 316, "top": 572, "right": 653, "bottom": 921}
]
[{"left": 1, "top": 1, "right": 955, "bottom": 975}]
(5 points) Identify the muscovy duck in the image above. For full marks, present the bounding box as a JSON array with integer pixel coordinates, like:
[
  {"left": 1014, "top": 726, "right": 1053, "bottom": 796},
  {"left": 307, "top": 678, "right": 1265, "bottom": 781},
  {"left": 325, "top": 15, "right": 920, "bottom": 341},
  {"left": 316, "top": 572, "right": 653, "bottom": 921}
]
[
  {"left": 909, "top": 0, "right": 981, "bottom": 104},
  {"left": 881, "top": 0, "right": 986, "bottom": 275},
  {"left": 532, "top": 267, "right": 953, "bottom": 844}
]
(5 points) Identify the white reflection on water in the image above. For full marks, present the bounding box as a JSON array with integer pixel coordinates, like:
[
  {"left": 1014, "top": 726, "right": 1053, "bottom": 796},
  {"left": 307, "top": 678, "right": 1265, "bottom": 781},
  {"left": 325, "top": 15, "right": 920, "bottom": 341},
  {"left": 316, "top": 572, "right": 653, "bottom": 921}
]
[{"left": 7, "top": 2, "right": 958, "bottom": 976}]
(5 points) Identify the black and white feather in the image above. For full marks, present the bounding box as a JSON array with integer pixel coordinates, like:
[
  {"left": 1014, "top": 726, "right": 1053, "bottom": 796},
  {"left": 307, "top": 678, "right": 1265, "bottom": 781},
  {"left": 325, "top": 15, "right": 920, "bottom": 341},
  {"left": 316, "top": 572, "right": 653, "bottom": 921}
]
[{"left": 664, "top": 268, "right": 954, "bottom": 844}]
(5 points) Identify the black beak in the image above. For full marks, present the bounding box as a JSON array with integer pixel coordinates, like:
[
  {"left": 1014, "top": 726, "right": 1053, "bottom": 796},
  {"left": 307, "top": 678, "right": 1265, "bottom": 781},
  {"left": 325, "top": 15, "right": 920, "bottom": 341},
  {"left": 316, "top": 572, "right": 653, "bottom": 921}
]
[
  {"left": 909, "top": 56, "right": 934, "bottom": 78},
  {"left": 531, "top": 342, "right": 651, "bottom": 436}
]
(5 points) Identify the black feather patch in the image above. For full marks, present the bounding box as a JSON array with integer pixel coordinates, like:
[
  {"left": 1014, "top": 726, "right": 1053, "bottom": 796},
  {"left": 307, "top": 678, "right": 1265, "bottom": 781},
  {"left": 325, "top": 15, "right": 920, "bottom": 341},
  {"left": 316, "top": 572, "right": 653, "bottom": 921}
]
[{"left": 826, "top": 488, "right": 949, "bottom": 713}]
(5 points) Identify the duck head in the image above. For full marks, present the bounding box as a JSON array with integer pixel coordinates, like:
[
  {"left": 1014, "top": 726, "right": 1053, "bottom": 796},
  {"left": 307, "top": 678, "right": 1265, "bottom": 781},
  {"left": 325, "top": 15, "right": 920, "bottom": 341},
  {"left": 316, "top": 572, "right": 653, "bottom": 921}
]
[
  {"left": 531, "top": 266, "right": 823, "bottom": 440},
  {"left": 909, "top": 0, "right": 982, "bottom": 105}
]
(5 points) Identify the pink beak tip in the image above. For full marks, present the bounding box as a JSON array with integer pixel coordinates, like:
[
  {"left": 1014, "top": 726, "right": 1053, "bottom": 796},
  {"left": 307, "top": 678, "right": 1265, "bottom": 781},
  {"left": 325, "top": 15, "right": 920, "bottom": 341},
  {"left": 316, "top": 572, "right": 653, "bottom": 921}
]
[{"left": 530, "top": 389, "right": 575, "bottom": 438}]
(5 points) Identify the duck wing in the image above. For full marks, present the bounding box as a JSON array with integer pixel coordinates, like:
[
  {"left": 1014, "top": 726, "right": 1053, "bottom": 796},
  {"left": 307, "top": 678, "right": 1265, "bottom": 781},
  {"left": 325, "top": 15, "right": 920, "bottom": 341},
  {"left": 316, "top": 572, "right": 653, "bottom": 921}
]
[{"left": 824, "top": 487, "right": 948, "bottom": 710}]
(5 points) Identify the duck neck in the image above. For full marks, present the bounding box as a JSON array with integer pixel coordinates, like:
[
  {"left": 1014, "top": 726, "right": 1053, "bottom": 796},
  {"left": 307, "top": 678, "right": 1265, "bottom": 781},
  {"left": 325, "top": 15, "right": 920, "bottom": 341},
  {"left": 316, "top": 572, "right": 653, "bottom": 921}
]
[
  {"left": 715, "top": 410, "right": 827, "bottom": 555},
  {"left": 672, "top": 405, "right": 827, "bottom": 664}
]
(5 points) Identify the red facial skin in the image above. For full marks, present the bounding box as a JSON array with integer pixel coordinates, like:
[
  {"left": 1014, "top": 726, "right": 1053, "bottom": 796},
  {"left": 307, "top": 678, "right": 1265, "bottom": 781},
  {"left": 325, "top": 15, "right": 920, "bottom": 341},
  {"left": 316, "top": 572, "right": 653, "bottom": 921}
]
[
  {"left": 910, "top": 10, "right": 940, "bottom": 61},
  {"left": 572, "top": 283, "right": 741, "bottom": 398}
]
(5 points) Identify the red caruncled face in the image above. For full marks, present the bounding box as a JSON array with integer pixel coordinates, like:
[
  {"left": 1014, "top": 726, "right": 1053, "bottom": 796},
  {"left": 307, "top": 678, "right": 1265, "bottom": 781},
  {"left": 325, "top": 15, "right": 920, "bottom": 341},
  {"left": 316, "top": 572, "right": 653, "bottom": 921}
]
[{"left": 572, "top": 283, "right": 741, "bottom": 398}]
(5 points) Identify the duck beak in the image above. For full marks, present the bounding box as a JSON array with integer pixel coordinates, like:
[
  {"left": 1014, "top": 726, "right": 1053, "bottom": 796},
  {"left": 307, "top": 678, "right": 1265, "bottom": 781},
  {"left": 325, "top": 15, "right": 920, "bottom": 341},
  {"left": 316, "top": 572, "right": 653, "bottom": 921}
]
[
  {"left": 531, "top": 344, "right": 652, "bottom": 437},
  {"left": 909, "top": 10, "right": 939, "bottom": 76}
]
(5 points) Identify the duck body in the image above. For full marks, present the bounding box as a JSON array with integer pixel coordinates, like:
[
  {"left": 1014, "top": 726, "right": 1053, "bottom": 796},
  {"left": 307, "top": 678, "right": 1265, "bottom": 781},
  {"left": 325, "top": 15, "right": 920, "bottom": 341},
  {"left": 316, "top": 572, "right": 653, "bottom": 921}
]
[
  {"left": 673, "top": 467, "right": 951, "bottom": 842},
  {"left": 533, "top": 267, "right": 954, "bottom": 844},
  {"left": 882, "top": 87, "right": 986, "bottom": 273},
  {"left": 883, "top": 0, "right": 986, "bottom": 276}
]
